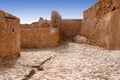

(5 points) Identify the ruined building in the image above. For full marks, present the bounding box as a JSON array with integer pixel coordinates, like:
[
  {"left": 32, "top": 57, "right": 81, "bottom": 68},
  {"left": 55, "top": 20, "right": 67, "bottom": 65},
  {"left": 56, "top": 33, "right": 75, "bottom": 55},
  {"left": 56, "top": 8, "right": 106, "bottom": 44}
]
[
  {"left": 20, "top": 11, "right": 61, "bottom": 48},
  {"left": 62, "top": 19, "right": 82, "bottom": 40},
  {"left": 1, "top": 0, "right": 120, "bottom": 64},
  {"left": 20, "top": 11, "right": 82, "bottom": 48},
  {"left": 80, "top": 0, "right": 120, "bottom": 49},
  {"left": 51, "top": 11, "right": 82, "bottom": 40},
  {"left": 0, "top": 10, "right": 20, "bottom": 63}
]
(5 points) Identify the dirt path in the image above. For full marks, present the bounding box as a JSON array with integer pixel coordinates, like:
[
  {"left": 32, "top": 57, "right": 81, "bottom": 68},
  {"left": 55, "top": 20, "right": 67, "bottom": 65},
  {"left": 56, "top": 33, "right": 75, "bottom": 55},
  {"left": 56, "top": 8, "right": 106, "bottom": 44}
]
[{"left": 0, "top": 41, "right": 120, "bottom": 80}]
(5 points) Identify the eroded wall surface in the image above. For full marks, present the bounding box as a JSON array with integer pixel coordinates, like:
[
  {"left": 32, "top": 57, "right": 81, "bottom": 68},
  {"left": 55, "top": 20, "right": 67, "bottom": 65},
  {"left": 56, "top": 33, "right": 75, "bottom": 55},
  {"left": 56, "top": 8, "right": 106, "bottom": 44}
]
[
  {"left": 21, "top": 11, "right": 61, "bottom": 48},
  {"left": 21, "top": 27, "right": 60, "bottom": 48},
  {"left": 0, "top": 10, "right": 20, "bottom": 62},
  {"left": 51, "top": 11, "right": 62, "bottom": 29},
  {"left": 80, "top": 0, "right": 120, "bottom": 49}
]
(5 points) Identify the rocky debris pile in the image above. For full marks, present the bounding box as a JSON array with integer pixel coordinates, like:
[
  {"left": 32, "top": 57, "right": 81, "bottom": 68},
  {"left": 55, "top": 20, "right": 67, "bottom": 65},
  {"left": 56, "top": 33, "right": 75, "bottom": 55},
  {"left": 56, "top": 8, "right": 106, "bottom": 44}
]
[{"left": 73, "top": 35, "right": 89, "bottom": 44}]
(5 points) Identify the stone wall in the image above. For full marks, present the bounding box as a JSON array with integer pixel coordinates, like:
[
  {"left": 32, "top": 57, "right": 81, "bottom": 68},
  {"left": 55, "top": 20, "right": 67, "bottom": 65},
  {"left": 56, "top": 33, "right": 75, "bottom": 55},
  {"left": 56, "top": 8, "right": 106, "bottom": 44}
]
[
  {"left": 27, "top": 18, "right": 51, "bottom": 28},
  {"left": 62, "top": 19, "right": 82, "bottom": 38},
  {"left": 51, "top": 11, "right": 62, "bottom": 29},
  {"left": 21, "top": 27, "right": 60, "bottom": 48},
  {"left": 80, "top": 0, "right": 120, "bottom": 49},
  {"left": 0, "top": 10, "right": 20, "bottom": 62},
  {"left": 20, "top": 11, "right": 61, "bottom": 48}
]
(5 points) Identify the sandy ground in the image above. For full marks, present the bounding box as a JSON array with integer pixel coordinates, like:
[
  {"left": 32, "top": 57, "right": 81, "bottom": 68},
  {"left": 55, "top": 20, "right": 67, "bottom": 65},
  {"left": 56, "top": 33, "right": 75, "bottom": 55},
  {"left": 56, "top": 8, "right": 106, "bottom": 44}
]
[{"left": 0, "top": 41, "right": 120, "bottom": 80}]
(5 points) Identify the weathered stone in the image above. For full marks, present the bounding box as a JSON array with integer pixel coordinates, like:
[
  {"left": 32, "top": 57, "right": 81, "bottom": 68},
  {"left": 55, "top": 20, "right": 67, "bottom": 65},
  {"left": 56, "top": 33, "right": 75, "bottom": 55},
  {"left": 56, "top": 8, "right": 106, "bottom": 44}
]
[
  {"left": 40, "top": 19, "right": 50, "bottom": 28},
  {"left": 21, "top": 28, "right": 60, "bottom": 48},
  {"left": 74, "top": 35, "right": 89, "bottom": 44},
  {"left": 51, "top": 11, "right": 62, "bottom": 29},
  {"left": 39, "top": 17, "right": 44, "bottom": 21},
  {"left": 38, "top": 17, "right": 44, "bottom": 27},
  {"left": 51, "top": 11, "right": 62, "bottom": 42},
  {"left": 0, "top": 10, "right": 7, "bottom": 29},
  {"left": 20, "top": 15, "right": 60, "bottom": 48},
  {"left": 80, "top": 0, "right": 120, "bottom": 49},
  {"left": 0, "top": 10, "right": 20, "bottom": 63},
  {"left": 31, "top": 22, "right": 39, "bottom": 28}
]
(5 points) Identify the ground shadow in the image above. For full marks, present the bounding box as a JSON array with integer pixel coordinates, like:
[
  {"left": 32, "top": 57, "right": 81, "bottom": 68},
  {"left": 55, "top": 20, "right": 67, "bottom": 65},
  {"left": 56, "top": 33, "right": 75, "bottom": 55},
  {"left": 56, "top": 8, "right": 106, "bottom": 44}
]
[
  {"left": 0, "top": 57, "right": 19, "bottom": 71},
  {"left": 21, "top": 41, "right": 71, "bottom": 53}
]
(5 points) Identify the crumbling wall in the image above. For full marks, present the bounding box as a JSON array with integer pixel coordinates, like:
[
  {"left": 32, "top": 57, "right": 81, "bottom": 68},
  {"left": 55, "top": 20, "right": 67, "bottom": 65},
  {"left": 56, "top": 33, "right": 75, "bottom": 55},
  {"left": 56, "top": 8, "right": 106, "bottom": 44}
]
[
  {"left": 21, "top": 27, "right": 60, "bottom": 48},
  {"left": 80, "top": 0, "right": 120, "bottom": 49},
  {"left": 51, "top": 11, "right": 62, "bottom": 29},
  {"left": 0, "top": 10, "right": 20, "bottom": 62},
  {"left": 38, "top": 17, "right": 50, "bottom": 28},
  {"left": 62, "top": 19, "right": 82, "bottom": 38},
  {"left": 51, "top": 11, "right": 62, "bottom": 41},
  {"left": 21, "top": 11, "right": 62, "bottom": 48},
  {"left": 23, "top": 17, "right": 51, "bottom": 29}
]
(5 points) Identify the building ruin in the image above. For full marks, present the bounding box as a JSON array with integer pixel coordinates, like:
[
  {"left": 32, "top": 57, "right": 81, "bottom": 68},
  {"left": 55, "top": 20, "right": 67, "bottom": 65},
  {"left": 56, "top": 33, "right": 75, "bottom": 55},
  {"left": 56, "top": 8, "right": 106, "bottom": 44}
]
[
  {"left": 0, "top": 0, "right": 120, "bottom": 64},
  {"left": 20, "top": 11, "right": 62, "bottom": 48},
  {"left": 80, "top": 0, "right": 120, "bottom": 49},
  {"left": 0, "top": 10, "right": 20, "bottom": 63}
]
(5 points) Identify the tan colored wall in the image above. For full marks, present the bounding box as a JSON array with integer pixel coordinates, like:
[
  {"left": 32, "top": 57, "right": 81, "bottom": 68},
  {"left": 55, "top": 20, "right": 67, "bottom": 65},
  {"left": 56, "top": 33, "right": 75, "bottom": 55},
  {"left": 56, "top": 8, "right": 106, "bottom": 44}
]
[
  {"left": 62, "top": 19, "right": 82, "bottom": 38},
  {"left": 21, "top": 27, "right": 60, "bottom": 48},
  {"left": 51, "top": 11, "right": 62, "bottom": 29},
  {"left": 21, "top": 11, "right": 61, "bottom": 48},
  {"left": 0, "top": 10, "right": 20, "bottom": 62},
  {"left": 23, "top": 20, "right": 51, "bottom": 29},
  {"left": 80, "top": 0, "right": 120, "bottom": 49},
  {"left": 21, "top": 11, "right": 62, "bottom": 48}
]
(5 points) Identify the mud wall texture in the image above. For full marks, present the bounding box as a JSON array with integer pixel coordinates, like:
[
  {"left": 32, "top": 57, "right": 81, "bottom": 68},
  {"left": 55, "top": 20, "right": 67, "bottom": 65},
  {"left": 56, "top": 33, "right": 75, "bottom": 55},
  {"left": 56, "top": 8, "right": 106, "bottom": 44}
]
[
  {"left": 62, "top": 19, "right": 82, "bottom": 38},
  {"left": 22, "top": 18, "right": 51, "bottom": 29},
  {"left": 80, "top": 0, "right": 120, "bottom": 49},
  {"left": 21, "top": 11, "right": 61, "bottom": 48},
  {"left": 51, "top": 11, "right": 62, "bottom": 29},
  {"left": 21, "top": 27, "right": 60, "bottom": 48},
  {"left": 0, "top": 10, "right": 20, "bottom": 62}
]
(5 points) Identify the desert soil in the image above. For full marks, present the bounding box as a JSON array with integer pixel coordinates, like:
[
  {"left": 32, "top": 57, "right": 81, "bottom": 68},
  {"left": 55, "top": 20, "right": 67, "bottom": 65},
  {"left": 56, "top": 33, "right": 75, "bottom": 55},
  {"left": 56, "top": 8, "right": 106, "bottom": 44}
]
[{"left": 0, "top": 41, "right": 120, "bottom": 80}]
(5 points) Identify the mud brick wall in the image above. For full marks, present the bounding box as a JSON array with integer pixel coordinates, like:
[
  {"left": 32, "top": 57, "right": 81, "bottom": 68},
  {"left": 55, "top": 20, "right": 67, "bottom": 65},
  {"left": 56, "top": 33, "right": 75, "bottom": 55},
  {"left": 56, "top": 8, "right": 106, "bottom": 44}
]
[
  {"left": 62, "top": 19, "right": 82, "bottom": 38},
  {"left": 0, "top": 10, "right": 20, "bottom": 62},
  {"left": 80, "top": 0, "right": 120, "bottom": 49},
  {"left": 21, "top": 11, "right": 61, "bottom": 48},
  {"left": 51, "top": 11, "right": 62, "bottom": 41},
  {"left": 21, "top": 27, "right": 60, "bottom": 48}
]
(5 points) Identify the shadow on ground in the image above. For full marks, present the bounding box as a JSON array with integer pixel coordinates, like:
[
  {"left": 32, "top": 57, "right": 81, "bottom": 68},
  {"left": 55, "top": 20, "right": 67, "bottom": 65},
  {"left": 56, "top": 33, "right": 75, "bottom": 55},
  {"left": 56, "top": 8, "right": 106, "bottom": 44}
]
[{"left": 21, "top": 41, "right": 71, "bottom": 53}]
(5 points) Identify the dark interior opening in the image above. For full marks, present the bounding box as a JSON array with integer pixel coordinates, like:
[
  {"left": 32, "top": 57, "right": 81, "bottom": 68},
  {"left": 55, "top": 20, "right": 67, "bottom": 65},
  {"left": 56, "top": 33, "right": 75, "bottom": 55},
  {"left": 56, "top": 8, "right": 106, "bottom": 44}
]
[
  {"left": 112, "top": 7, "right": 116, "bottom": 11},
  {"left": 12, "top": 28, "right": 15, "bottom": 32}
]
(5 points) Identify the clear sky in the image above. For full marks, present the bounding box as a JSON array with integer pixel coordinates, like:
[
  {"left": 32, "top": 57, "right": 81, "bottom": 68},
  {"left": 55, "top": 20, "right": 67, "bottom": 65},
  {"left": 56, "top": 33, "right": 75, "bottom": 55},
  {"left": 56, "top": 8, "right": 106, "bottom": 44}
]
[{"left": 0, "top": 0, "right": 98, "bottom": 24}]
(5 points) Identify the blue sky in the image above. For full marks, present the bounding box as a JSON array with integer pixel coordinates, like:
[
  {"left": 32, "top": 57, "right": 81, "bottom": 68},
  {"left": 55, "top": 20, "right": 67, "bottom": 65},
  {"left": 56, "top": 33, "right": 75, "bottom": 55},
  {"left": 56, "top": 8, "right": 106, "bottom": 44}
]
[{"left": 0, "top": 0, "right": 98, "bottom": 24}]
